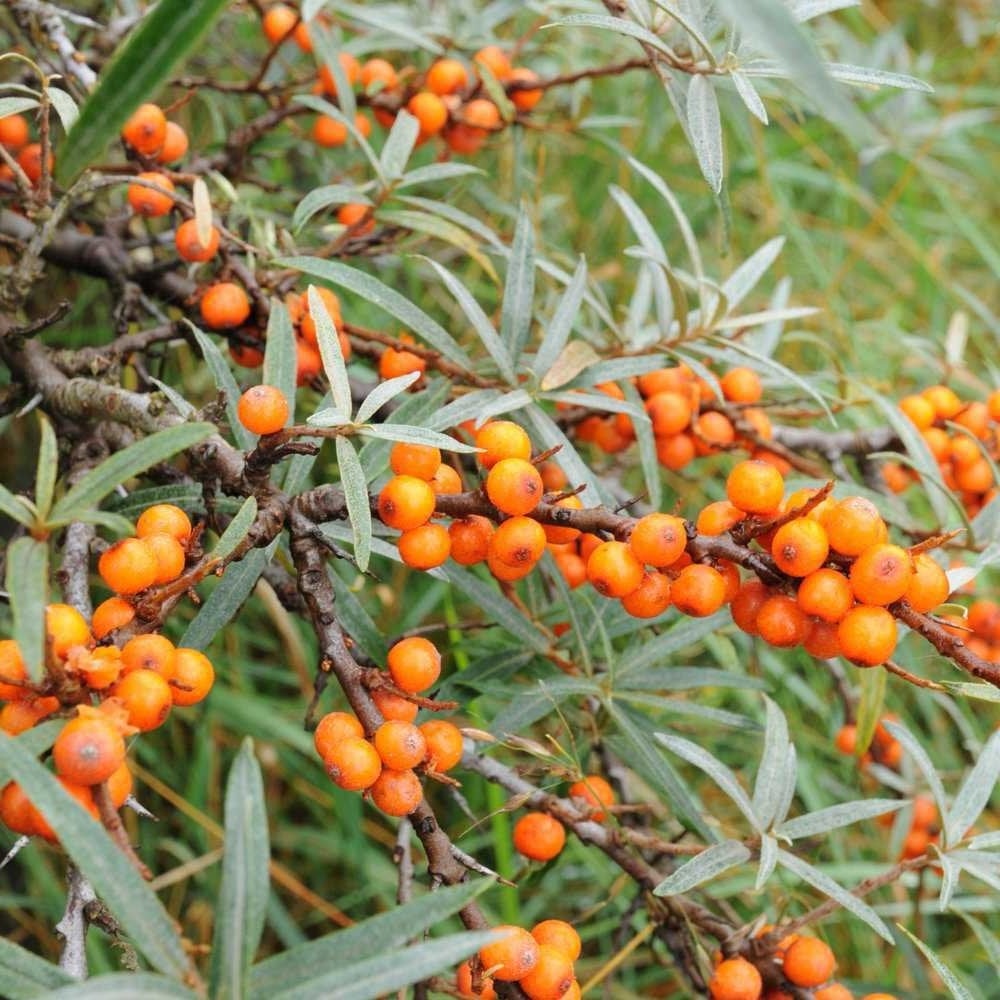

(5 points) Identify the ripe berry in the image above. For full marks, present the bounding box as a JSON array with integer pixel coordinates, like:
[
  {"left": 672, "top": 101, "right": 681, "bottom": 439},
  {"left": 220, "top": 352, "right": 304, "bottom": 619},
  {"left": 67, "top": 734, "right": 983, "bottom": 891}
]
[
  {"left": 312, "top": 112, "right": 370, "bottom": 147},
  {"left": 143, "top": 532, "right": 186, "bottom": 584},
  {"left": 671, "top": 564, "right": 727, "bottom": 618},
  {"left": 430, "top": 463, "right": 463, "bottom": 495},
  {"left": 128, "top": 171, "right": 175, "bottom": 217},
  {"left": 398, "top": 523, "right": 451, "bottom": 569},
  {"left": 111, "top": 669, "right": 173, "bottom": 731},
  {"left": 479, "top": 925, "right": 540, "bottom": 982},
  {"left": 16, "top": 143, "right": 52, "bottom": 184},
  {"left": 76, "top": 647, "right": 122, "bottom": 690},
  {"left": 518, "top": 944, "right": 574, "bottom": 1000},
  {"left": 91, "top": 596, "right": 135, "bottom": 639},
  {"left": 136, "top": 504, "right": 192, "bottom": 543},
  {"left": 587, "top": 541, "right": 643, "bottom": 598},
  {"left": 628, "top": 513, "right": 687, "bottom": 567},
  {"left": 531, "top": 920, "right": 581, "bottom": 961},
  {"left": 299, "top": 287, "right": 343, "bottom": 345},
  {"left": 237, "top": 384, "right": 289, "bottom": 436},
  {"left": 53, "top": 715, "right": 126, "bottom": 786},
  {"left": 567, "top": 775, "right": 615, "bottom": 821},
  {"left": 474, "top": 46, "right": 513, "bottom": 81},
  {"left": 314, "top": 711, "right": 365, "bottom": 761},
  {"left": 490, "top": 516, "right": 546, "bottom": 569},
  {"left": 407, "top": 91, "right": 449, "bottom": 139},
  {"left": 708, "top": 957, "right": 762, "bottom": 1000},
  {"left": 201, "top": 282, "right": 251, "bottom": 330},
  {"left": 456, "top": 961, "right": 497, "bottom": 999},
  {"left": 378, "top": 475, "right": 436, "bottom": 531},
  {"left": 553, "top": 551, "right": 587, "bottom": 589},
  {"left": 797, "top": 568, "right": 853, "bottom": 623},
  {"left": 904, "top": 553, "right": 950, "bottom": 613},
  {"left": 899, "top": 394, "right": 935, "bottom": 429},
  {"left": 696, "top": 501, "right": 746, "bottom": 536},
  {"left": 262, "top": 4, "right": 297, "bottom": 44},
  {"left": 476, "top": 421, "right": 532, "bottom": 469},
  {"left": 445, "top": 99, "right": 502, "bottom": 154},
  {"left": 837, "top": 605, "right": 897, "bottom": 666},
  {"left": 372, "top": 688, "right": 418, "bottom": 723},
  {"left": 390, "top": 443, "right": 441, "bottom": 481},
  {"left": 99, "top": 538, "right": 158, "bottom": 595},
  {"left": 782, "top": 936, "right": 835, "bottom": 988},
  {"left": 508, "top": 68, "right": 543, "bottom": 111},
  {"left": 157, "top": 121, "right": 188, "bottom": 164},
  {"left": 656, "top": 432, "right": 696, "bottom": 470},
  {"left": 0, "top": 114, "right": 29, "bottom": 151},
  {"left": 822, "top": 497, "right": 887, "bottom": 556},
  {"left": 387, "top": 636, "right": 441, "bottom": 693},
  {"left": 122, "top": 103, "right": 167, "bottom": 155},
  {"left": 318, "top": 53, "right": 361, "bottom": 95},
  {"left": 730, "top": 580, "right": 771, "bottom": 634},
  {"left": 814, "top": 985, "right": 853, "bottom": 1000},
  {"left": 426, "top": 58, "right": 469, "bottom": 95},
  {"left": 922, "top": 384, "right": 963, "bottom": 420},
  {"left": 755, "top": 595, "right": 810, "bottom": 648},
  {"left": 370, "top": 767, "right": 423, "bottom": 816},
  {"left": 693, "top": 411, "right": 736, "bottom": 454},
  {"left": 373, "top": 720, "right": 427, "bottom": 770},
  {"left": 720, "top": 367, "right": 763, "bottom": 404},
  {"left": 325, "top": 736, "right": 382, "bottom": 791},
  {"left": 1, "top": 697, "right": 59, "bottom": 735},
  {"left": 380, "top": 341, "right": 426, "bottom": 380},
  {"left": 621, "top": 571, "right": 672, "bottom": 618},
  {"left": 170, "top": 648, "right": 214, "bottom": 706},
  {"left": 803, "top": 619, "right": 841, "bottom": 659},
  {"left": 849, "top": 543, "right": 913, "bottom": 606},
  {"left": 419, "top": 719, "right": 463, "bottom": 772},
  {"left": 449, "top": 516, "right": 494, "bottom": 565},
  {"left": 541, "top": 495, "right": 582, "bottom": 546},
  {"left": 726, "top": 460, "right": 784, "bottom": 515},
  {"left": 1, "top": 782, "right": 40, "bottom": 837},
  {"left": 645, "top": 391, "right": 692, "bottom": 436},
  {"left": 513, "top": 812, "right": 566, "bottom": 861},
  {"left": 361, "top": 58, "right": 399, "bottom": 91},
  {"left": 45, "top": 603, "right": 92, "bottom": 659},
  {"left": 175, "top": 218, "right": 220, "bottom": 262},
  {"left": 486, "top": 458, "right": 543, "bottom": 516},
  {"left": 296, "top": 340, "right": 322, "bottom": 385},
  {"left": 121, "top": 633, "right": 177, "bottom": 679},
  {"left": 771, "top": 519, "right": 830, "bottom": 577}
]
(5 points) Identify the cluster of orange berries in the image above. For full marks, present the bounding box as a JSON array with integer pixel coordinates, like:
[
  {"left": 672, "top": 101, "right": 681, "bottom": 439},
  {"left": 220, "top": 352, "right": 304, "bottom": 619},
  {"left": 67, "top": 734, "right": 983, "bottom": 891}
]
[
  {"left": 312, "top": 637, "right": 463, "bottom": 815},
  {"left": 456, "top": 919, "right": 582, "bottom": 999},
  {"left": 512, "top": 775, "right": 616, "bottom": 862},
  {"left": 834, "top": 715, "right": 903, "bottom": 770},
  {"left": 261, "top": 4, "right": 541, "bottom": 158},
  {"left": 0, "top": 111, "right": 54, "bottom": 188},
  {"left": 711, "top": 932, "right": 894, "bottom": 1000},
  {"left": 885, "top": 383, "right": 1000, "bottom": 516},
  {"left": 574, "top": 365, "right": 781, "bottom": 472},
  {"left": 0, "top": 506, "right": 213, "bottom": 843},
  {"left": 121, "top": 101, "right": 190, "bottom": 218}
]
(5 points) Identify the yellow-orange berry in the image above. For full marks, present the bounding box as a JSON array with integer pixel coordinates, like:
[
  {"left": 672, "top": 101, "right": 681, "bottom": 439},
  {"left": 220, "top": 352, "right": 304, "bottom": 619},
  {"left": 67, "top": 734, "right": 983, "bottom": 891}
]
[
  {"left": 542, "top": 495, "right": 582, "bottom": 546},
  {"left": 755, "top": 595, "right": 810, "bottom": 648},
  {"left": 628, "top": 513, "right": 687, "bottom": 567},
  {"left": 98, "top": 538, "right": 158, "bottom": 596},
  {"left": 53, "top": 715, "right": 126, "bottom": 786},
  {"left": 449, "top": 515, "right": 494, "bottom": 565},
  {"left": 730, "top": 580, "right": 771, "bottom": 635},
  {"left": 143, "top": 532, "right": 186, "bottom": 585},
  {"left": 237, "top": 384, "right": 289, "bottom": 435},
  {"left": 513, "top": 812, "right": 566, "bottom": 862},
  {"left": 490, "top": 516, "right": 546, "bottom": 570},
  {"left": 201, "top": 282, "right": 251, "bottom": 329},
  {"left": 128, "top": 171, "right": 175, "bottom": 217},
  {"left": 708, "top": 957, "right": 762, "bottom": 1000},
  {"left": 518, "top": 945, "right": 574, "bottom": 1000},
  {"left": 157, "top": 121, "right": 189, "bottom": 164},
  {"left": 121, "top": 103, "right": 167, "bottom": 155},
  {"left": 904, "top": 553, "right": 950, "bottom": 613},
  {"left": 419, "top": 719, "right": 463, "bottom": 772},
  {"left": 531, "top": 920, "right": 581, "bottom": 961},
  {"left": 380, "top": 342, "right": 426, "bottom": 380},
  {"left": 426, "top": 58, "right": 469, "bottom": 96},
  {"left": 0, "top": 114, "right": 30, "bottom": 152},
  {"left": 726, "top": 460, "right": 784, "bottom": 515},
  {"left": 797, "top": 568, "right": 853, "bottom": 623},
  {"left": 474, "top": 46, "right": 513, "bottom": 81},
  {"left": 390, "top": 442, "right": 441, "bottom": 480},
  {"left": 567, "top": 775, "right": 615, "bottom": 821},
  {"left": 374, "top": 720, "right": 427, "bottom": 770},
  {"left": 262, "top": 4, "right": 297, "bottom": 44},
  {"left": 45, "top": 603, "right": 91, "bottom": 659},
  {"left": 170, "top": 648, "right": 214, "bottom": 706},
  {"left": 407, "top": 91, "right": 449, "bottom": 139},
  {"left": 378, "top": 475, "right": 436, "bottom": 531},
  {"left": 587, "top": 540, "right": 644, "bottom": 598},
  {"left": 771, "top": 519, "right": 830, "bottom": 577},
  {"left": 91, "top": 597, "right": 135, "bottom": 639},
  {"left": 822, "top": 497, "right": 886, "bottom": 557},
  {"left": 76, "top": 647, "right": 122, "bottom": 691},
  {"left": 671, "top": 564, "right": 727, "bottom": 617},
  {"left": 175, "top": 218, "right": 220, "bottom": 262},
  {"left": 479, "top": 926, "right": 540, "bottom": 982},
  {"left": 136, "top": 504, "right": 192, "bottom": 543},
  {"left": 621, "top": 571, "right": 672, "bottom": 618},
  {"left": 782, "top": 937, "right": 836, "bottom": 988},
  {"left": 314, "top": 711, "right": 364, "bottom": 761},
  {"left": 325, "top": 736, "right": 382, "bottom": 791},
  {"left": 361, "top": 58, "right": 399, "bottom": 91},
  {"left": 372, "top": 688, "right": 419, "bottom": 723},
  {"left": 398, "top": 523, "right": 451, "bottom": 569},
  {"left": 370, "top": 767, "right": 423, "bottom": 815},
  {"left": 696, "top": 500, "right": 746, "bottom": 537},
  {"left": 720, "top": 367, "right": 763, "bottom": 404},
  {"left": 387, "top": 636, "right": 441, "bottom": 693},
  {"left": 508, "top": 68, "right": 542, "bottom": 111},
  {"left": 486, "top": 459, "right": 543, "bottom": 516},
  {"left": 837, "top": 605, "right": 897, "bottom": 667},
  {"left": 849, "top": 543, "right": 913, "bottom": 606},
  {"left": 121, "top": 633, "right": 177, "bottom": 679},
  {"left": 111, "top": 669, "right": 173, "bottom": 732}
]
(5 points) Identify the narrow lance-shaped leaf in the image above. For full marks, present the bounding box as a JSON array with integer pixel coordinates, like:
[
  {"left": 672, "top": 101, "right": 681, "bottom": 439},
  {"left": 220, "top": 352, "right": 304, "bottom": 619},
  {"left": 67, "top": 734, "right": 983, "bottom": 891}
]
[
  {"left": 311, "top": 26, "right": 356, "bottom": 120},
  {"left": 187, "top": 322, "right": 256, "bottom": 450},
  {"left": 308, "top": 285, "right": 352, "bottom": 418},
  {"left": 361, "top": 424, "right": 478, "bottom": 453},
  {"left": 6, "top": 538, "right": 48, "bottom": 683},
  {"left": 654, "top": 840, "right": 751, "bottom": 895},
  {"left": 293, "top": 185, "right": 372, "bottom": 232},
  {"left": 897, "top": 926, "right": 975, "bottom": 1000},
  {"left": 45, "top": 973, "right": 197, "bottom": 1000},
  {"left": 355, "top": 372, "right": 421, "bottom": 425},
  {"left": 533, "top": 256, "right": 588, "bottom": 379},
  {"left": 882, "top": 721, "right": 949, "bottom": 826},
  {"left": 209, "top": 740, "right": 270, "bottom": 1000},
  {"left": 0, "top": 483, "right": 35, "bottom": 529},
  {"left": 35, "top": 412, "right": 57, "bottom": 520},
  {"left": 945, "top": 728, "right": 1000, "bottom": 848},
  {"left": 56, "top": 0, "right": 230, "bottom": 183},
  {"left": 336, "top": 437, "right": 372, "bottom": 573},
  {"left": 756, "top": 834, "right": 779, "bottom": 889},
  {"left": 500, "top": 205, "right": 536, "bottom": 365},
  {"left": 0, "top": 936, "right": 74, "bottom": 1000},
  {"left": 752, "top": 697, "right": 792, "bottom": 830},
  {"left": 263, "top": 300, "right": 297, "bottom": 421},
  {"left": 379, "top": 109, "right": 420, "bottom": 180},
  {"left": 687, "top": 75, "right": 724, "bottom": 193},
  {"left": 777, "top": 799, "right": 905, "bottom": 840},
  {"left": 210, "top": 496, "right": 258, "bottom": 563}
]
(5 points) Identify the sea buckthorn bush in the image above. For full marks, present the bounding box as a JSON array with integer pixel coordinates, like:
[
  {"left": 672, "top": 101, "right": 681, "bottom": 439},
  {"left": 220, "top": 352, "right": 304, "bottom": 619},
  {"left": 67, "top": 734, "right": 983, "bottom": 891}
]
[{"left": 1, "top": 2, "right": 999, "bottom": 998}]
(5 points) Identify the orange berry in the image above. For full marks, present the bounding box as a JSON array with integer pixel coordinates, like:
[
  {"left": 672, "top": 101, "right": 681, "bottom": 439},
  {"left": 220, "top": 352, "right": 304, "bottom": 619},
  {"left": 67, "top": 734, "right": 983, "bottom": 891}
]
[
  {"left": 782, "top": 936, "right": 835, "bottom": 988},
  {"left": 127, "top": 171, "right": 174, "bottom": 217},
  {"left": 380, "top": 342, "right": 426, "bottom": 380},
  {"left": 771, "top": 518, "right": 830, "bottom": 578},
  {"left": 531, "top": 920, "right": 581, "bottom": 961},
  {"left": 143, "top": 532, "right": 186, "bottom": 585},
  {"left": 837, "top": 605, "right": 897, "bottom": 666},
  {"left": 922, "top": 384, "right": 963, "bottom": 420},
  {"left": 170, "top": 648, "right": 214, "bottom": 706},
  {"left": 456, "top": 961, "right": 497, "bottom": 999},
  {"left": 860, "top": 995, "right": 898, "bottom": 1000},
  {"left": 449, "top": 516, "right": 494, "bottom": 565},
  {"left": 955, "top": 458, "right": 993, "bottom": 493},
  {"left": 201, "top": 282, "right": 251, "bottom": 329},
  {"left": 419, "top": 719, "right": 463, "bottom": 772},
  {"left": 822, "top": 497, "right": 886, "bottom": 557},
  {"left": 834, "top": 724, "right": 857, "bottom": 755},
  {"left": 730, "top": 580, "right": 771, "bottom": 635},
  {"left": 426, "top": 58, "right": 469, "bottom": 96},
  {"left": 553, "top": 551, "right": 587, "bottom": 589},
  {"left": 797, "top": 568, "right": 853, "bottom": 623},
  {"left": 314, "top": 711, "right": 365, "bottom": 761},
  {"left": 175, "top": 218, "right": 220, "bottom": 262},
  {"left": 53, "top": 715, "right": 126, "bottom": 786},
  {"left": 318, "top": 53, "right": 361, "bottom": 95},
  {"left": 476, "top": 421, "right": 532, "bottom": 469},
  {"left": 479, "top": 926, "right": 540, "bottom": 982},
  {"left": 91, "top": 596, "right": 135, "bottom": 639},
  {"left": 508, "top": 68, "right": 542, "bottom": 111},
  {"left": 45, "top": 603, "right": 92, "bottom": 659},
  {"left": 373, "top": 720, "right": 427, "bottom": 770},
  {"left": 237, "top": 384, "right": 289, "bottom": 436},
  {"left": 694, "top": 411, "right": 736, "bottom": 454},
  {"left": 756, "top": 595, "right": 810, "bottom": 648},
  {"left": 430, "top": 463, "right": 463, "bottom": 495},
  {"left": 325, "top": 736, "right": 382, "bottom": 791},
  {"left": 587, "top": 540, "right": 644, "bottom": 598},
  {"left": 76, "top": 647, "right": 122, "bottom": 691},
  {"left": 156, "top": 121, "right": 188, "bottom": 164},
  {"left": 398, "top": 523, "right": 451, "bottom": 569},
  {"left": 513, "top": 812, "right": 566, "bottom": 862},
  {"left": 16, "top": 143, "right": 52, "bottom": 184},
  {"left": 370, "top": 767, "right": 423, "bottom": 815},
  {"left": 849, "top": 544, "right": 913, "bottom": 606},
  {"left": 671, "top": 564, "right": 727, "bottom": 618},
  {"left": 390, "top": 443, "right": 441, "bottom": 481},
  {"left": 708, "top": 957, "right": 762, "bottom": 1000},
  {"left": 121, "top": 633, "right": 176, "bottom": 679},
  {"left": 720, "top": 367, "right": 763, "bottom": 404},
  {"left": 969, "top": 599, "right": 1000, "bottom": 639},
  {"left": 726, "top": 460, "right": 784, "bottom": 515},
  {"left": 621, "top": 571, "right": 672, "bottom": 618},
  {"left": 987, "top": 389, "right": 1000, "bottom": 422},
  {"left": 111, "top": 669, "right": 173, "bottom": 731},
  {"left": 445, "top": 99, "right": 501, "bottom": 153},
  {"left": 567, "top": 775, "right": 615, "bottom": 821},
  {"left": 655, "top": 432, "right": 696, "bottom": 470},
  {"left": 490, "top": 516, "right": 546, "bottom": 570},
  {"left": 629, "top": 513, "right": 687, "bottom": 567},
  {"left": 912, "top": 793, "right": 937, "bottom": 830},
  {"left": 136, "top": 504, "right": 192, "bottom": 543},
  {"left": 0, "top": 640, "right": 27, "bottom": 701},
  {"left": 378, "top": 475, "right": 436, "bottom": 531},
  {"left": 232, "top": 341, "right": 266, "bottom": 369},
  {"left": 814, "top": 985, "right": 853, "bottom": 1000},
  {"left": 121, "top": 103, "right": 167, "bottom": 155},
  {"left": 388, "top": 636, "right": 441, "bottom": 693},
  {"left": 1, "top": 782, "right": 40, "bottom": 836},
  {"left": 1, "top": 697, "right": 59, "bottom": 735},
  {"left": 98, "top": 537, "right": 158, "bottom": 596},
  {"left": 542, "top": 495, "right": 582, "bottom": 546},
  {"left": 899, "top": 394, "right": 936, "bottom": 429},
  {"left": 299, "top": 287, "right": 343, "bottom": 346},
  {"left": 0, "top": 114, "right": 29, "bottom": 151},
  {"left": 407, "top": 91, "right": 449, "bottom": 139},
  {"left": 803, "top": 619, "right": 842, "bottom": 659},
  {"left": 474, "top": 46, "right": 513, "bottom": 81},
  {"left": 262, "top": 4, "right": 297, "bottom": 44},
  {"left": 904, "top": 553, "right": 950, "bottom": 613},
  {"left": 372, "top": 688, "right": 419, "bottom": 723},
  {"left": 361, "top": 58, "right": 399, "bottom": 91},
  {"left": 312, "top": 114, "right": 345, "bottom": 147},
  {"left": 519, "top": 944, "right": 574, "bottom": 1000},
  {"left": 696, "top": 500, "right": 746, "bottom": 536},
  {"left": 921, "top": 427, "right": 950, "bottom": 461},
  {"left": 645, "top": 391, "right": 692, "bottom": 436},
  {"left": 487, "top": 458, "right": 543, "bottom": 516},
  {"left": 295, "top": 340, "right": 323, "bottom": 386}
]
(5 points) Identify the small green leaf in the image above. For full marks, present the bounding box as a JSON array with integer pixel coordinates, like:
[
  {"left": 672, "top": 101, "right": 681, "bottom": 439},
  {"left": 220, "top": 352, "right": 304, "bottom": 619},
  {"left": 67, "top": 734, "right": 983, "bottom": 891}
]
[
  {"left": 211, "top": 496, "right": 258, "bottom": 563},
  {"left": 687, "top": 75, "right": 724, "bottom": 193},
  {"left": 45, "top": 87, "right": 79, "bottom": 132},
  {"left": 532, "top": 256, "right": 587, "bottom": 379},
  {"left": 0, "top": 484, "right": 35, "bottom": 529},
  {"left": 897, "top": 926, "right": 975, "bottom": 1000},
  {"left": 360, "top": 424, "right": 478, "bottom": 453},
  {"left": 49, "top": 422, "right": 215, "bottom": 525},
  {"left": 293, "top": 185, "right": 371, "bottom": 232},
  {"left": 34, "top": 413, "right": 57, "bottom": 520},
  {"left": 0, "top": 96, "right": 39, "bottom": 119},
  {"left": 777, "top": 799, "right": 904, "bottom": 839},
  {"left": 654, "top": 840, "right": 751, "bottom": 895},
  {"left": 45, "top": 974, "right": 197, "bottom": 1000},
  {"left": 0, "top": 936, "right": 73, "bottom": 999},
  {"left": 308, "top": 285, "right": 352, "bottom": 419},
  {"left": 209, "top": 740, "right": 270, "bottom": 1000},
  {"left": 945, "top": 729, "right": 1000, "bottom": 847},
  {"left": 379, "top": 109, "right": 419, "bottom": 180},
  {"left": 854, "top": 664, "right": 886, "bottom": 756},
  {"left": 335, "top": 437, "right": 372, "bottom": 573},
  {"left": 6, "top": 537, "right": 48, "bottom": 683},
  {"left": 500, "top": 205, "right": 536, "bottom": 365},
  {"left": 263, "top": 301, "right": 297, "bottom": 423},
  {"left": 354, "top": 373, "right": 421, "bottom": 425},
  {"left": 55, "top": 0, "right": 230, "bottom": 184}
]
